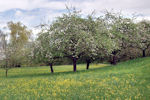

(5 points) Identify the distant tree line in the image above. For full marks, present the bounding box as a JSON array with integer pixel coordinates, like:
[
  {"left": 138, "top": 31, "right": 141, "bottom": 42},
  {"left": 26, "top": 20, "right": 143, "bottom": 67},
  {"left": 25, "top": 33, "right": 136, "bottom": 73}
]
[{"left": 0, "top": 8, "right": 150, "bottom": 76}]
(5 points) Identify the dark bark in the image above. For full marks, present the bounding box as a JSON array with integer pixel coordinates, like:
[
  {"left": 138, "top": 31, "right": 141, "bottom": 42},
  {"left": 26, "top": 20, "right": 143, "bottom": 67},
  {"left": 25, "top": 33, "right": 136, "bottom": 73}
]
[
  {"left": 110, "top": 51, "right": 117, "bottom": 65},
  {"left": 112, "top": 55, "right": 117, "bottom": 65},
  {"left": 49, "top": 63, "right": 54, "bottom": 73},
  {"left": 72, "top": 58, "right": 77, "bottom": 72},
  {"left": 86, "top": 59, "right": 90, "bottom": 70},
  {"left": 142, "top": 49, "right": 146, "bottom": 57}
]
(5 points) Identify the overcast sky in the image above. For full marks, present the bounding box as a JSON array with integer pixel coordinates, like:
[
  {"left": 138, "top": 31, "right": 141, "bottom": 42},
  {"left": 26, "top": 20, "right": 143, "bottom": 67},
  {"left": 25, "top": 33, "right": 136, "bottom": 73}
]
[{"left": 0, "top": 0, "right": 150, "bottom": 34}]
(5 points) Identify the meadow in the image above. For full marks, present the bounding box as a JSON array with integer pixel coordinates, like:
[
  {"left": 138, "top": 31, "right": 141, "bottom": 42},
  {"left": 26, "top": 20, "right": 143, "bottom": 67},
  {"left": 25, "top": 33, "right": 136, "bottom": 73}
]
[{"left": 0, "top": 57, "right": 150, "bottom": 100}]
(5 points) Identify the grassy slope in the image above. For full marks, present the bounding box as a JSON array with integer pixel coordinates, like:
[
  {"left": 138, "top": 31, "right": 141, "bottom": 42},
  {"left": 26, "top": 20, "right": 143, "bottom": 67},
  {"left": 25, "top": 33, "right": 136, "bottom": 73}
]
[{"left": 0, "top": 57, "right": 150, "bottom": 100}]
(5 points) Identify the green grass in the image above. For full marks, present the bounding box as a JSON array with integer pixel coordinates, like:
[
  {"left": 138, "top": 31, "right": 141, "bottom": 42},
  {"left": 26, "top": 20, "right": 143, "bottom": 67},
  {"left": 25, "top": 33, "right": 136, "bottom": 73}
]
[{"left": 0, "top": 57, "right": 150, "bottom": 100}]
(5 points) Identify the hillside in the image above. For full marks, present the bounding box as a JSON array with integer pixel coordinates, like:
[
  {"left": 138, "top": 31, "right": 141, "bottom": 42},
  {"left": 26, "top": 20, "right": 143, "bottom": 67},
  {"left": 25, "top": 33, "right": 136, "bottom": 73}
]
[{"left": 0, "top": 57, "right": 150, "bottom": 100}]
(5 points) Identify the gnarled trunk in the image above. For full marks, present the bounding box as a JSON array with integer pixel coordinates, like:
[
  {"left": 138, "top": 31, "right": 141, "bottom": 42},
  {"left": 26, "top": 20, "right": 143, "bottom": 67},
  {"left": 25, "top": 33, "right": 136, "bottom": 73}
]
[
  {"left": 72, "top": 58, "right": 77, "bottom": 72},
  {"left": 110, "top": 51, "right": 118, "bottom": 65},
  {"left": 111, "top": 55, "right": 117, "bottom": 65},
  {"left": 86, "top": 59, "right": 90, "bottom": 70},
  {"left": 142, "top": 49, "right": 146, "bottom": 57},
  {"left": 49, "top": 63, "right": 54, "bottom": 73},
  {"left": 112, "top": 55, "right": 117, "bottom": 65}
]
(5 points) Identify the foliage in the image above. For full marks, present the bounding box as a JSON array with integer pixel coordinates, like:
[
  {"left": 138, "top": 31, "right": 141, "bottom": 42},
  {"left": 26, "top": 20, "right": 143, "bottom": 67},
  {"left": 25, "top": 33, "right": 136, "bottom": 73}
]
[
  {"left": 7, "top": 21, "right": 31, "bottom": 45},
  {"left": 47, "top": 8, "right": 118, "bottom": 71},
  {"left": 1, "top": 8, "right": 150, "bottom": 71},
  {"left": 102, "top": 11, "right": 138, "bottom": 64},
  {"left": 7, "top": 22, "right": 31, "bottom": 67},
  {"left": 135, "top": 20, "right": 150, "bottom": 57},
  {"left": 33, "top": 31, "right": 64, "bottom": 62},
  {"left": 0, "top": 22, "right": 31, "bottom": 77}
]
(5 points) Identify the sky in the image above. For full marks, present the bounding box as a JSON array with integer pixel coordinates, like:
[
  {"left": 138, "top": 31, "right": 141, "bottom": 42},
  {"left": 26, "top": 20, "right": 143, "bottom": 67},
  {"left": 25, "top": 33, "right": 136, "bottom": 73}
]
[{"left": 0, "top": 0, "right": 150, "bottom": 34}]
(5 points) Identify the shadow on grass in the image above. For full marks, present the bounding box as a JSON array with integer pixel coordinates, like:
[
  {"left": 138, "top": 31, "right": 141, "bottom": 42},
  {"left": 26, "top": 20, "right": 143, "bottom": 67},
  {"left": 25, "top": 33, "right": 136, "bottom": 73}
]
[{"left": 6, "top": 65, "right": 112, "bottom": 79}]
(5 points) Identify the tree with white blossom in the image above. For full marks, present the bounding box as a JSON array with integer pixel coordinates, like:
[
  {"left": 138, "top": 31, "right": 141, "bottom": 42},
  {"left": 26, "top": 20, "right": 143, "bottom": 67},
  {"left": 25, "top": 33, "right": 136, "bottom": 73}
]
[
  {"left": 103, "top": 11, "right": 137, "bottom": 64},
  {"left": 136, "top": 20, "right": 150, "bottom": 57},
  {"left": 49, "top": 8, "right": 117, "bottom": 71},
  {"left": 32, "top": 30, "right": 63, "bottom": 73},
  {"left": 80, "top": 15, "right": 117, "bottom": 69}
]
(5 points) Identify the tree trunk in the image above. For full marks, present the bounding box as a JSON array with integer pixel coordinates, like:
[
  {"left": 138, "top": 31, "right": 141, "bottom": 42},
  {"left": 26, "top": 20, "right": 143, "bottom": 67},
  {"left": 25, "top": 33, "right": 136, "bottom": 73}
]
[
  {"left": 142, "top": 49, "right": 146, "bottom": 57},
  {"left": 112, "top": 55, "right": 117, "bottom": 65},
  {"left": 6, "top": 69, "right": 8, "bottom": 77},
  {"left": 86, "top": 60, "right": 90, "bottom": 70},
  {"left": 49, "top": 63, "right": 54, "bottom": 73},
  {"left": 110, "top": 51, "right": 118, "bottom": 65},
  {"left": 72, "top": 58, "right": 77, "bottom": 72}
]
